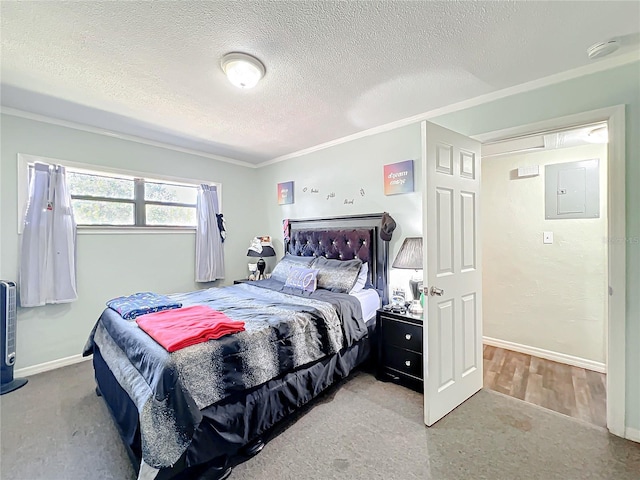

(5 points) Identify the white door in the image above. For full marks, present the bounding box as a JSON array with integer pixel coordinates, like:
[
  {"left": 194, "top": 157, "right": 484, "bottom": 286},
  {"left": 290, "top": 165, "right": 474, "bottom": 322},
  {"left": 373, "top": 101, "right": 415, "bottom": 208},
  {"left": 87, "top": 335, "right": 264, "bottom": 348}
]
[{"left": 422, "top": 121, "right": 483, "bottom": 426}]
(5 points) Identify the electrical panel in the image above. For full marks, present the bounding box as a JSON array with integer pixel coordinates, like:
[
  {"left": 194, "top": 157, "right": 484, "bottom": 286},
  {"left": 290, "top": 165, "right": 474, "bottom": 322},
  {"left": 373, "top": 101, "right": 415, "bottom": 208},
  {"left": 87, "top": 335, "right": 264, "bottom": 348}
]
[{"left": 545, "top": 159, "right": 600, "bottom": 220}]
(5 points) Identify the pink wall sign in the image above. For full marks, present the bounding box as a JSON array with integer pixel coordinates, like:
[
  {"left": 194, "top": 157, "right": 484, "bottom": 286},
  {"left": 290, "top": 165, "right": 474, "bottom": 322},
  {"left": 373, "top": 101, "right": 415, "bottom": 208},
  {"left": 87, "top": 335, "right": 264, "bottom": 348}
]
[
  {"left": 277, "top": 181, "right": 294, "bottom": 205},
  {"left": 384, "top": 160, "right": 414, "bottom": 195}
]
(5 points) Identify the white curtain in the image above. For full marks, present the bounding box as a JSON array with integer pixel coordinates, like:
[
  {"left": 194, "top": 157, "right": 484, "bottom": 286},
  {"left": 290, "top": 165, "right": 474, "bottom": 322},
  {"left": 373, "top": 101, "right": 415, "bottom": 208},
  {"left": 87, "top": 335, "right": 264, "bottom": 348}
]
[
  {"left": 195, "top": 184, "right": 225, "bottom": 282},
  {"left": 20, "top": 163, "right": 78, "bottom": 307}
]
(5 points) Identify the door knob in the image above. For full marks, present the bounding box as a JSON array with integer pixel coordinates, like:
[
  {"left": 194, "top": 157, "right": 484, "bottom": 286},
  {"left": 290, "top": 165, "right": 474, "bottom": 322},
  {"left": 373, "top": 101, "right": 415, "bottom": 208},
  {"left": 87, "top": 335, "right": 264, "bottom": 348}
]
[{"left": 430, "top": 286, "right": 444, "bottom": 297}]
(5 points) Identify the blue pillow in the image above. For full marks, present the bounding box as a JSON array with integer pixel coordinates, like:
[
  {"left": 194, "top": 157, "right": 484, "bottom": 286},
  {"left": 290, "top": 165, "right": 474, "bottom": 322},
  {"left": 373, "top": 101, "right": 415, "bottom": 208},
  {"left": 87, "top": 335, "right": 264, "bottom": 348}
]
[{"left": 284, "top": 267, "right": 319, "bottom": 293}]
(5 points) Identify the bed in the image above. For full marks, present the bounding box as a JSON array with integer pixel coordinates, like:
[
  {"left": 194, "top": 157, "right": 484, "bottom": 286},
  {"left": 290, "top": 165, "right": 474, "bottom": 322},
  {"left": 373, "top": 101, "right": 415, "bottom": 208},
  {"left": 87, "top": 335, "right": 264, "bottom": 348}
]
[{"left": 83, "top": 214, "right": 389, "bottom": 480}]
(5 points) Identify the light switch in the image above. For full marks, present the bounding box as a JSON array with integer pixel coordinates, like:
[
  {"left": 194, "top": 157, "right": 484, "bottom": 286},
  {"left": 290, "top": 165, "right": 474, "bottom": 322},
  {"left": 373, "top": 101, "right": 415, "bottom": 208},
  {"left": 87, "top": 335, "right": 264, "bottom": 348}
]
[{"left": 543, "top": 232, "right": 553, "bottom": 244}]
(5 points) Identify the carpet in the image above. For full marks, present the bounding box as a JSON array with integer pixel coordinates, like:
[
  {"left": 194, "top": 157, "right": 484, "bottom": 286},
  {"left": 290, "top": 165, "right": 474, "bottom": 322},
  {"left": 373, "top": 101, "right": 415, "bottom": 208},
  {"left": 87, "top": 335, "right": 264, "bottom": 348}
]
[{"left": 1, "top": 360, "right": 638, "bottom": 480}]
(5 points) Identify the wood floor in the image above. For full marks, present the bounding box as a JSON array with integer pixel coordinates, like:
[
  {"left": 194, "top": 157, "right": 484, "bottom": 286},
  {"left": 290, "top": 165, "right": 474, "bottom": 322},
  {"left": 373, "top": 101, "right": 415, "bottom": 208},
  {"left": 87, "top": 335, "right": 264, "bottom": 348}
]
[{"left": 483, "top": 345, "right": 607, "bottom": 428}]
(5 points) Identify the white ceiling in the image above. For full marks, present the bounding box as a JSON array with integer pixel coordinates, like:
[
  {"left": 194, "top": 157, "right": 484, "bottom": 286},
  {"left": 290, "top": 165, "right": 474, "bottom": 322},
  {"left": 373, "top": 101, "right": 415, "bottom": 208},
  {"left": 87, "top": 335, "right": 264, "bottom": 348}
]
[{"left": 1, "top": 1, "right": 639, "bottom": 165}]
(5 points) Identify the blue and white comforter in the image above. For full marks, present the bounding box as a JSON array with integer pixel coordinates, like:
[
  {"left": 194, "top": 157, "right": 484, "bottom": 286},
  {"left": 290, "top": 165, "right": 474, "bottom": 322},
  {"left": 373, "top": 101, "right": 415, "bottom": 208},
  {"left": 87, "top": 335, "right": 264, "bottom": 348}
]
[{"left": 83, "top": 280, "right": 366, "bottom": 471}]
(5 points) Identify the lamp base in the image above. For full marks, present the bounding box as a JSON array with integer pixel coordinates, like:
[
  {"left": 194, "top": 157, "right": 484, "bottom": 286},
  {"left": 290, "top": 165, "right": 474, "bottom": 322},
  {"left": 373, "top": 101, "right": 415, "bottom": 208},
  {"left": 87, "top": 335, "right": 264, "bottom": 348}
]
[
  {"left": 257, "top": 258, "right": 266, "bottom": 280},
  {"left": 408, "top": 276, "right": 423, "bottom": 313},
  {"left": 408, "top": 300, "right": 423, "bottom": 315}
]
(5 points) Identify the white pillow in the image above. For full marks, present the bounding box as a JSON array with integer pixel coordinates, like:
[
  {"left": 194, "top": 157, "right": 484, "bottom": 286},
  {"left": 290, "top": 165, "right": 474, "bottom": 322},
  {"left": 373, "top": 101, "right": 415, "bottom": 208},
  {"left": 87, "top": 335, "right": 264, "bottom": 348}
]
[{"left": 349, "top": 262, "right": 368, "bottom": 294}]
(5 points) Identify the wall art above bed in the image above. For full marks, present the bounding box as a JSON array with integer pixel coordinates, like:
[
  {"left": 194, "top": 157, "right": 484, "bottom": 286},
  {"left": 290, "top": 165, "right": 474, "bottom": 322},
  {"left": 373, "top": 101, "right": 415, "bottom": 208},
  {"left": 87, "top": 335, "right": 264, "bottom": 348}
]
[
  {"left": 277, "top": 181, "right": 294, "bottom": 205},
  {"left": 384, "top": 159, "right": 414, "bottom": 195}
]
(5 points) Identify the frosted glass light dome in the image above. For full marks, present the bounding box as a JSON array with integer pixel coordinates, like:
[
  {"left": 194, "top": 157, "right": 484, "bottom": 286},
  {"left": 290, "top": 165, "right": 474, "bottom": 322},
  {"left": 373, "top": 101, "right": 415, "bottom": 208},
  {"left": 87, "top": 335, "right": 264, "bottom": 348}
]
[{"left": 221, "top": 53, "right": 265, "bottom": 89}]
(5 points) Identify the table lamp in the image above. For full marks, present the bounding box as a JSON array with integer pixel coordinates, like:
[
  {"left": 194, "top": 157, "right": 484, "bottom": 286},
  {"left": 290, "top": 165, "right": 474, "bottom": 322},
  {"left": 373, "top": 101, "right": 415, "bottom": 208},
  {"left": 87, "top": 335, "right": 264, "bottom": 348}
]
[
  {"left": 247, "top": 236, "right": 276, "bottom": 280},
  {"left": 391, "top": 237, "right": 424, "bottom": 314}
]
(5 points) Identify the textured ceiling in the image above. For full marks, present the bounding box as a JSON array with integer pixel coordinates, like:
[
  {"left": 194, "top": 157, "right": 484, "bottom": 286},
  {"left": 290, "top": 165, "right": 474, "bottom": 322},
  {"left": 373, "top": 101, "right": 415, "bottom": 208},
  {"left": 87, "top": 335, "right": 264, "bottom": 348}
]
[{"left": 1, "top": 1, "right": 639, "bottom": 165}]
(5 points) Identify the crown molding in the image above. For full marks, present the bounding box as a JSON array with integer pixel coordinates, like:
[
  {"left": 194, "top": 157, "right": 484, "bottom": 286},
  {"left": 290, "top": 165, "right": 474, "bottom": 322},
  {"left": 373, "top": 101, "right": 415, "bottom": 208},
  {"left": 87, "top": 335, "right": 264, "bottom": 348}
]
[
  {"left": 258, "top": 49, "right": 639, "bottom": 168},
  {"left": 0, "top": 107, "right": 258, "bottom": 169},
  {"left": 3, "top": 49, "right": 637, "bottom": 170}
]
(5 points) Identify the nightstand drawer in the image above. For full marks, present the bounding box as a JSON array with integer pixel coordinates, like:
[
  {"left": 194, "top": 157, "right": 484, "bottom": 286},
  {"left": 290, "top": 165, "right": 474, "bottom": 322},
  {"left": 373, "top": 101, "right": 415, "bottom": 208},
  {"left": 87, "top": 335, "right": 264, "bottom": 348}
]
[
  {"left": 382, "top": 344, "right": 423, "bottom": 380},
  {"left": 381, "top": 317, "right": 422, "bottom": 353}
]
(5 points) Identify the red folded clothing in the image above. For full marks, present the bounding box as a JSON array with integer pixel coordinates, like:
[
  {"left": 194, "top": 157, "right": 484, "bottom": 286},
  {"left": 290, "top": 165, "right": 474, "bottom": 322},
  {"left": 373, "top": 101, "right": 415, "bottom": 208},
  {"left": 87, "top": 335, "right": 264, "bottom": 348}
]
[{"left": 136, "top": 305, "right": 245, "bottom": 352}]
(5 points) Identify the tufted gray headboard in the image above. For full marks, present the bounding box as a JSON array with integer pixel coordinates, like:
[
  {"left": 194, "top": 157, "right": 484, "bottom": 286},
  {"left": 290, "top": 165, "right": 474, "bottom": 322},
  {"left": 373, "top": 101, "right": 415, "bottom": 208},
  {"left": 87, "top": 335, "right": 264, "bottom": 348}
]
[{"left": 284, "top": 213, "right": 389, "bottom": 304}]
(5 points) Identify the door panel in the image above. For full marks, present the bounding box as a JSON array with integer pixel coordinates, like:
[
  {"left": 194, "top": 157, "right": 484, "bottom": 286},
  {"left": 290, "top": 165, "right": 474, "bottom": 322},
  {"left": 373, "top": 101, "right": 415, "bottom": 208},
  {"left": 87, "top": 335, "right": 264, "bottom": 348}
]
[
  {"left": 460, "top": 150, "right": 476, "bottom": 179},
  {"left": 436, "top": 187, "right": 454, "bottom": 275},
  {"left": 437, "top": 299, "right": 455, "bottom": 391},
  {"left": 460, "top": 191, "right": 477, "bottom": 271},
  {"left": 461, "top": 293, "right": 478, "bottom": 375},
  {"left": 436, "top": 144, "right": 454, "bottom": 174},
  {"left": 423, "top": 121, "right": 483, "bottom": 426}
]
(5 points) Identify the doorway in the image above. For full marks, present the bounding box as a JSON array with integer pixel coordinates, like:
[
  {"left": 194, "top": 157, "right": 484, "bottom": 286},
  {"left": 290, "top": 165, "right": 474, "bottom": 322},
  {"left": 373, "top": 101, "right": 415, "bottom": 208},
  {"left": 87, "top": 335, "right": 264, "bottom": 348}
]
[
  {"left": 479, "top": 123, "right": 608, "bottom": 427},
  {"left": 473, "top": 106, "right": 626, "bottom": 436}
]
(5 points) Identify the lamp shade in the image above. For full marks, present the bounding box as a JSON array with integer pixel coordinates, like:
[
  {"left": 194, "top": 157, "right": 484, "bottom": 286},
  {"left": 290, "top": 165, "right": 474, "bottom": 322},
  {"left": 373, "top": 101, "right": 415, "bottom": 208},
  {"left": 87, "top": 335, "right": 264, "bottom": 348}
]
[
  {"left": 392, "top": 237, "right": 423, "bottom": 269},
  {"left": 247, "top": 236, "right": 276, "bottom": 258},
  {"left": 247, "top": 245, "right": 276, "bottom": 258}
]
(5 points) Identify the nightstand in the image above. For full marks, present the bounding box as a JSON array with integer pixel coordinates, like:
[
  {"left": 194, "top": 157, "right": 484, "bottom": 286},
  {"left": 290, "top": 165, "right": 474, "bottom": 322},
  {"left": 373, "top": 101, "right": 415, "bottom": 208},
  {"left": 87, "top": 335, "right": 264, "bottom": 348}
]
[{"left": 376, "top": 308, "right": 423, "bottom": 392}]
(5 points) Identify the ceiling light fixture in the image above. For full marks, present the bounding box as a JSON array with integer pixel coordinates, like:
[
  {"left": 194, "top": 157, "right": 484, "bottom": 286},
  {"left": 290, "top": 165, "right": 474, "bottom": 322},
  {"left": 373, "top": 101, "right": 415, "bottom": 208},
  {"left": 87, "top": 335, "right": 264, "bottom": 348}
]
[
  {"left": 221, "top": 52, "right": 265, "bottom": 89},
  {"left": 587, "top": 39, "right": 619, "bottom": 60}
]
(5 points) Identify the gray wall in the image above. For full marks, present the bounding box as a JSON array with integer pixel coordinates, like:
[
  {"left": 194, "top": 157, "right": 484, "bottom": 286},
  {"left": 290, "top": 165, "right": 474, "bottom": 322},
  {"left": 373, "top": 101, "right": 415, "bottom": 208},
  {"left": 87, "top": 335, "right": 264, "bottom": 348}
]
[
  {"left": 257, "top": 123, "right": 423, "bottom": 299},
  {"left": 432, "top": 61, "right": 640, "bottom": 433},
  {"left": 0, "top": 114, "right": 260, "bottom": 369}
]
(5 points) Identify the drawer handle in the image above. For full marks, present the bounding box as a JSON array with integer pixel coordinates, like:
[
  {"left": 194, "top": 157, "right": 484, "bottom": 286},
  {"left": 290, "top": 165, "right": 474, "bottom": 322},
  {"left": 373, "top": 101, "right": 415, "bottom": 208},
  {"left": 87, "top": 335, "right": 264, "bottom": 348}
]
[
  {"left": 405, "top": 360, "right": 411, "bottom": 367},
  {"left": 405, "top": 333, "right": 412, "bottom": 341}
]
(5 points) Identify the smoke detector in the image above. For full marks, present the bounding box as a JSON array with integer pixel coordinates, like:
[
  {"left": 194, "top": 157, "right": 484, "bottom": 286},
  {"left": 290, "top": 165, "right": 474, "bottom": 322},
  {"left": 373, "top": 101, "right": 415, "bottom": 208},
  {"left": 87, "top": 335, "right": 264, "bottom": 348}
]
[{"left": 587, "top": 40, "right": 619, "bottom": 60}]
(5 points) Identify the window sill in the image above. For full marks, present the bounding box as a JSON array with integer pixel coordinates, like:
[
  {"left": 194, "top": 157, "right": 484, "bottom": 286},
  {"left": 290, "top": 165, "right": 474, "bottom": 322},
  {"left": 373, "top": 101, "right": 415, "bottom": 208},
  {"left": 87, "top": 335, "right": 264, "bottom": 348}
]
[{"left": 77, "top": 226, "right": 196, "bottom": 235}]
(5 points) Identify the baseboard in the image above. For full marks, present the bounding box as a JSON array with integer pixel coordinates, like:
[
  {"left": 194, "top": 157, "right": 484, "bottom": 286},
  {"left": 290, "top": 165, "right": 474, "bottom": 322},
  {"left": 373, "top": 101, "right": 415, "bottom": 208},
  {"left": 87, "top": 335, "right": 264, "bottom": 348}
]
[
  {"left": 14, "top": 354, "right": 91, "bottom": 378},
  {"left": 483, "top": 336, "right": 606, "bottom": 373},
  {"left": 625, "top": 427, "right": 640, "bottom": 443}
]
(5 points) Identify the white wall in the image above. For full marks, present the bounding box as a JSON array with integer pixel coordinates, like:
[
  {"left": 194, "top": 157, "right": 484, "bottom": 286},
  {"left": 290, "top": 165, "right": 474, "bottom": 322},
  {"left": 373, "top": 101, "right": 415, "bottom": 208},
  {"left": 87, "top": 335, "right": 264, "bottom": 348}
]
[
  {"left": 257, "top": 124, "right": 424, "bottom": 300},
  {"left": 0, "top": 114, "right": 261, "bottom": 370},
  {"left": 432, "top": 61, "right": 639, "bottom": 431},
  {"left": 482, "top": 143, "right": 608, "bottom": 363}
]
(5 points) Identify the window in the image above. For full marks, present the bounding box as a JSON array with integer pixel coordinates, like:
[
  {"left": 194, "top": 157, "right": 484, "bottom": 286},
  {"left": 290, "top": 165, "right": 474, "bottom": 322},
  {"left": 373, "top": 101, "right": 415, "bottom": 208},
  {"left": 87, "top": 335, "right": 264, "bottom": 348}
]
[
  {"left": 19, "top": 154, "right": 216, "bottom": 231},
  {"left": 67, "top": 171, "right": 197, "bottom": 227},
  {"left": 143, "top": 181, "right": 198, "bottom": 226},
  {"left": 67, "top": 171, "right": 136, "bottom": 226}
]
